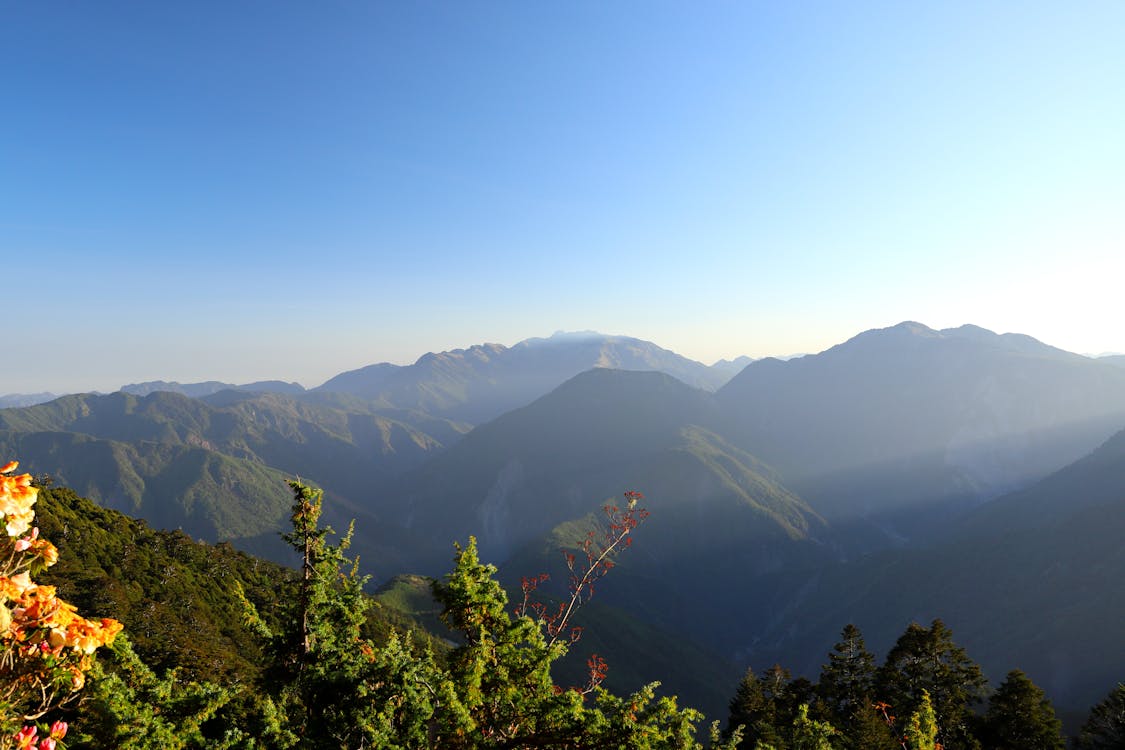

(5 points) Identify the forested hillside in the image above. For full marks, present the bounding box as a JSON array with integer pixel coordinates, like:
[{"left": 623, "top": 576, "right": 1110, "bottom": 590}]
[{"left": 5, "top": 468, "right": 1122, "bottom": 747}]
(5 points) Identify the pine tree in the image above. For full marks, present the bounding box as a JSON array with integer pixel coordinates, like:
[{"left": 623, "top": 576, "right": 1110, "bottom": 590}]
[
  {"left": 876, "top": 619, "right": 986, "bottom": 750},
  {"left": 1076, "top": 683, "right": 1125, "bottom": 750},
  {"left": 71, "top": 634, "right": 238, "bottom": 749},
  {"left": 726, "top": 665, "right": 817, "bottom": 749},
  {"left": 241, "top": 480, "right": 437, "bottom": 748},
  {"left": 728, "top": 668, "right": 779, "bottom": 747},
  {"left": 903, "top": 690, "right": 939, "bottom": 750},
  {"left": 790, "top": 703, "right": 839, "bottom": 750},
  {"left": 818, "top": 624, "right": 877, "bottom": 722},
  {"left": 979, "top": 669, "right": 1065, "bottom": 749},
  {"left": 816, "top": 624, "right": 897, "bottom": 749},
  {"left": 431, "top": 536, "right": 736, "bottom": 749}
]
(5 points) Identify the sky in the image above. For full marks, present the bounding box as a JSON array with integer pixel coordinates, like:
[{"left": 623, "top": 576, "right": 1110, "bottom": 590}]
[{"left": 4, "top": 2, "right": 1124, "bottom": 394}]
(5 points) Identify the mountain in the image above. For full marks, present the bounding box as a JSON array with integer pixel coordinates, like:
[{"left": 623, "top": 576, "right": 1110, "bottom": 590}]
[
  {"left": 0, "top": 390, "right": 455, "bottom": 564},
  {"left": 716, "top": 322, "right": 1125, "bottom": 536},
  {"left": 709, "top": 355, "right": 755, "bottom": 379},
  {"left": 372, "top": 368, "right": 833, "bottom": 674},
  {"left": 382, "top": 368, "right": 713, "bottom": 565},
  {"left": 315, "top": 331, "right": 735, "bottom": 425},
  {"left": 0, "top": 392, "right": 60, "bottom": 408},
  {"left": 1097, "top": 353, "right": 1125, "bottom": 368},
  {"left": 0, "top": 429, "right": 297, "bottom": 542},
  {"left": 746, "top": 427, "right": 1125, "bottom": 722},
  {"left": 120, "top": 379, "right": 306, "bottom": 397}
]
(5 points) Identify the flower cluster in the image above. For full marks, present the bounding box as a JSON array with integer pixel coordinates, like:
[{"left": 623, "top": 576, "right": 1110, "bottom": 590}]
[
  {"left": 1, "top": 460, "right": 122, "bottom": 748},
  {"left": 0, "top": 463, "right": 37, "bottom": 538},
  {"left": 12, "top": 721, "right": 65, "bottom": 750}
]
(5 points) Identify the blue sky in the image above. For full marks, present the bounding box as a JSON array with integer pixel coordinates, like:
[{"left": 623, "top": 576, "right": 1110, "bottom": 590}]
[{"left": 4, "top": 2, "right": 1124, "bottom": 393}]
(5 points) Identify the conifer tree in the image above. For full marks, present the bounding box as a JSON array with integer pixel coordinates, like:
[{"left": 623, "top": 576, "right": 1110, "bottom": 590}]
[
  {"left": 979, "top": 669, "right": 1065, "bottom": 749},
  {"left": 726, "top": 665, "right": 817, "bottom": 749},
  {"left": 71, "top": 634, "right": 238, "bottom": 749},
  {"left": 1076, "top": 683, "right": 1125, "bottom": 750},
  {"left": 430, "top": 535, "right": 737, "bottom": 749},
  {"left": 818, "top": 624, "right": 876, "bottom": 722},
  {"left": 903, "top": 690, "right": 939, "bottom": 750},
  {"left": 789, "top": 703, "right": 839, "bottom": 750},
  {"left": 876, "top": 619, "right": 986, "bottom": 750},
  {"left": 816, "top": 624, "right": 897, "bottom": 749},
  {"left": 241, "top": 480, "right": 437, "bottom": 748},
  {"left": 728, "top": 667, "right": 780, "bottom": 747}
]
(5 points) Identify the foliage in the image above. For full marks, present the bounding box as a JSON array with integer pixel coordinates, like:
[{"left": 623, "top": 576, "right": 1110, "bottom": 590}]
[
  {"left": 726, "top": 664, "right": 818, "bottom": 749},
  {"left": 817, "top": 625, "right": 876, "bottom": 721},
  {"left": 875, "top": 619, "right": 985, "bottom": 750},
  {"left": 68, "top": 634, "right": 236, "bottom": 749},
  {"left": 979, "top": 669, "right": 1065, "bottom": 749},
  {"left": 240, "top": 480, "right": 438, "bottom": 748},
  {"left": 1076, "top": 683, "right": 1125, "bottom": 750},
  {"left": 729, "top": 619, "right": 1083, "bottom": 750},
  {"left": 0, "top": 461, "right": 121, "bottom": 749},
  {"left": 816, "top": 625, "right": 896, "bottom": 750},
  {"left": 902, "top": 690, "right": 938, "bottom": 750},
  {"left": 431, "top": 533, "right": 736, "bottom": 749},
  {"left": 789, "top": 704, "right": 838, "bottom": 750},
  {"left": 229, "top": 482, "right": 740, "bottom": 748}
]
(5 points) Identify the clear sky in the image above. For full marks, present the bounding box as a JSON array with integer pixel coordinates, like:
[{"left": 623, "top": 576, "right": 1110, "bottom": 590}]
[{"left": 4, "top": 2, "right": 1124, "bottom": 394}]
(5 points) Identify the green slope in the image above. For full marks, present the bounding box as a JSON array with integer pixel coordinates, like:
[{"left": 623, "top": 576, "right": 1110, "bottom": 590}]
[
  {"left": 34, "top": 483, "right": 443, "bottom": 687},
  {"left": 0, "top": 390, "right": 455, "bottom": 555},
  {"left": 0, "top": 431, "right": 294, "bottom": 541},
  {"left": 34, "top": 484, "right": 293, "bottom": 682}
]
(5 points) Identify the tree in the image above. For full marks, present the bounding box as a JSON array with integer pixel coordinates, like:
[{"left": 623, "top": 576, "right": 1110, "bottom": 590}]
[
  {"left": 238, "top": 484, "right": 731, "bottom": 749},
  {"left": 727, "top": 667, "right": 781, "bottom": 748},
  {"left": 979, "top": 669, "right": 1064, "bottom": 749},
  {"left": 816, "top": 624, "right": 896, "bottom": 749},
  {"left": 726, "top": 666, "right": 792, "bottom": 748},
  {"left": 1076, "top": 683, "right": 1125, "bottom": 750},
  {"left": 69, "top": 634, "right": 237, "bottom": 749},
  {"left": 902, "top": 690, "right": 938, "bottom": 750},
  {"left": 818, "top": 625, "right": 876, "bottom": 720},
  {"left": 240, "top": 480, "right": 438, "bottom": 748},
  {"left": 790, "top": 703, "right": 839, "bottom": 750},
  {"left": 876, "top": 620, "right": 986, "bottom": 750},
  {"left": 429, "top": 494, "right": 737, "bottom": 749}
]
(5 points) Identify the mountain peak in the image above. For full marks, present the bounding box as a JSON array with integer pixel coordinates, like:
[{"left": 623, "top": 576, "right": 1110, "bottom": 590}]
[{"left": 515, "top": 330, "right": 613, "bottom": 348}]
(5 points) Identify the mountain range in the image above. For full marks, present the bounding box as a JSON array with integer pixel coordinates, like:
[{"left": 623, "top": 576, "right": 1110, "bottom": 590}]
[
  {"left": 314, "top": 331, "right": 746, "bottom": 424},
  {"left": 4, "top": 322, "right": 1125, "bottom": 722}
]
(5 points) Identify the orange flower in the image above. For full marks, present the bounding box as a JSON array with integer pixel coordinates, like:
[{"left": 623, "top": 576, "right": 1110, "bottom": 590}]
[{"left": 0, "top": 461, "right": 38, "bottom": 537}]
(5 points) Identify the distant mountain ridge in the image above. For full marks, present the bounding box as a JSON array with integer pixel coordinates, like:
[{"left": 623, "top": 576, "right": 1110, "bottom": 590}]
[
  {"left": 716, "top": 321, "right": 1125, "bottom": 534},
  {"left": 315, "top": 331, "right": 745, "bottom": 424},
  {"left": 120, "top": 379, "right": 306, "bottom": 397},
  {"left": 0, "top": 392, "right": 61, "bottom": 408},
  {"left": 0, "top": 389, "right": 454, "bottom": 563},
  {"left": 1097, "top": 353, "right": 1125, "bottom": 368}
]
